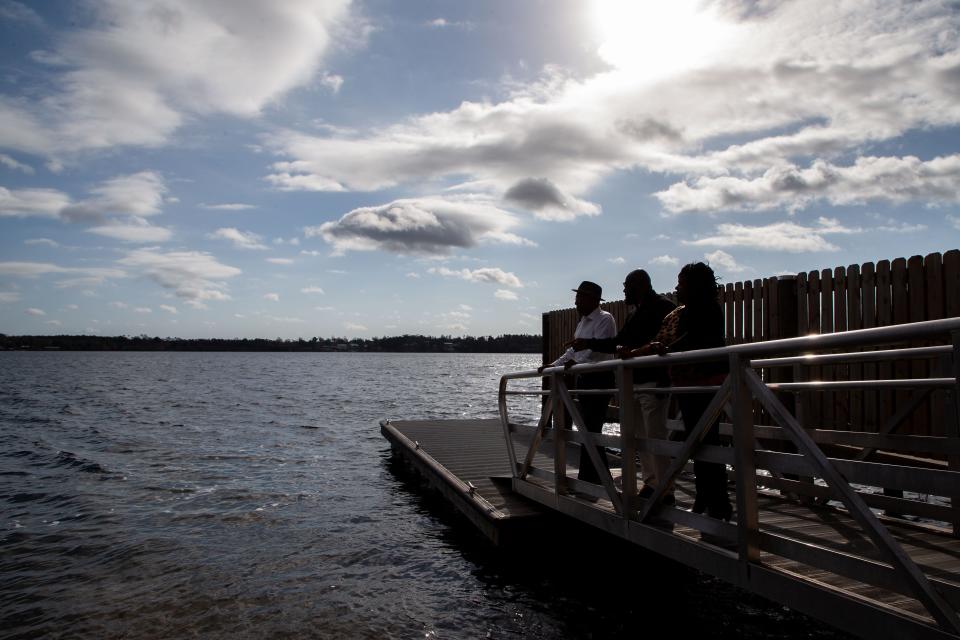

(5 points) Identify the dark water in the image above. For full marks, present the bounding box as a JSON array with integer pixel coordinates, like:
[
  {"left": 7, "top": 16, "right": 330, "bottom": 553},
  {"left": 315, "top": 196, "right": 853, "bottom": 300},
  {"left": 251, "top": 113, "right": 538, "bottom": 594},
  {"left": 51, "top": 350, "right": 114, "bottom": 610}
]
[{"left": 0, "top": 352, "right": 850, "bottom": 639}]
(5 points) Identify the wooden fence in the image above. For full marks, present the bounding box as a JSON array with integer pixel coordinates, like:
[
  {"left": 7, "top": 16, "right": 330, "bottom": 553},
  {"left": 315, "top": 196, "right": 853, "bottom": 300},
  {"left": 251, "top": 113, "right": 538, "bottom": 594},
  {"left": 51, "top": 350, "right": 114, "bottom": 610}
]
[{"left": 542, "top": 250, "right": 960, "bottom": 438}]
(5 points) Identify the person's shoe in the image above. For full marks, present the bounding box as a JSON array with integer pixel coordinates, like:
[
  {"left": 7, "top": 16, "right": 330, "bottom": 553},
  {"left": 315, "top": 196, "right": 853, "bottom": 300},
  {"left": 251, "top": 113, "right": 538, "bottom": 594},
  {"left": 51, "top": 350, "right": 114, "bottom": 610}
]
[{"left": 707, "top": 501, "right": 733, "bottom": 522}]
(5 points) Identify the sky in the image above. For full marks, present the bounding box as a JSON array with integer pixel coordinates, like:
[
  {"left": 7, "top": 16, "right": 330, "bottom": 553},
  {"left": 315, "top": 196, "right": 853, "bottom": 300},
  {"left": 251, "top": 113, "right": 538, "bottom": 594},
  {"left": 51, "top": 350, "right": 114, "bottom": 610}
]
[{"left": 1, "top": 0, "right": 959, "bottom": 339}]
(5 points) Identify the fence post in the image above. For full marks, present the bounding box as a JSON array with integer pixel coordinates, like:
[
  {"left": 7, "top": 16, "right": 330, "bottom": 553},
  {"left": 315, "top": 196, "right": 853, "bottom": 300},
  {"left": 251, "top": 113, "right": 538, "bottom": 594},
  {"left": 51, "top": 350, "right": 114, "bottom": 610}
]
[
  {"left": 730, "top": 353, "right": 760, "bottom": 564},
  {"left": 948, "top": 330, "right": 960, "bottom": 537},
  {"left": 618, "top": 363, "right": 637, "bottom": 516},
  {"left": 551, "top": 373, "right": 568, "bottom": 495}
]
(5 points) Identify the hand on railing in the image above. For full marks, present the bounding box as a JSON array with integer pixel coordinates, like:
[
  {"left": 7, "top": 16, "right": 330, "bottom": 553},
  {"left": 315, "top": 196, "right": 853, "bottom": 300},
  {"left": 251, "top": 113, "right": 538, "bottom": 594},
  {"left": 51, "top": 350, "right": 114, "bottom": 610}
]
[{"left": 618, "top": 342, "right": 667, "bottom": 359}]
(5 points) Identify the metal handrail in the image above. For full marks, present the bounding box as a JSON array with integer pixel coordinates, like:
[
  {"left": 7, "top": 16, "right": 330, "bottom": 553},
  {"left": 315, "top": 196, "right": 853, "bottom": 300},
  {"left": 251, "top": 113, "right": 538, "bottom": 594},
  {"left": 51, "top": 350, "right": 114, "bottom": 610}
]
[
  {"left": 497, "top": 316, "right": 960, "bottom": 633},
  {"left": 501, "top": 317, "right": 960, "bottom": 381}
]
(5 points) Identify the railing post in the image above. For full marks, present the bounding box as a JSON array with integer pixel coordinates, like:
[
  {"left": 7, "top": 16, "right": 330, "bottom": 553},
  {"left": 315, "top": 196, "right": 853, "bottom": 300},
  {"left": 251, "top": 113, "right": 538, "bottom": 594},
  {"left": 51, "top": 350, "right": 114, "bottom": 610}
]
[
  {"left": 618, "top": 363, "right": 637, "bottom": 517},
  {"left": 948, "top": 330, "right": 960, "bottom": 536},
  {"left": 730, "top": 354, "right": 760, "bottom": 564},
  {"left": 551, "top": 373, "right": 568, "bottom": 495}
]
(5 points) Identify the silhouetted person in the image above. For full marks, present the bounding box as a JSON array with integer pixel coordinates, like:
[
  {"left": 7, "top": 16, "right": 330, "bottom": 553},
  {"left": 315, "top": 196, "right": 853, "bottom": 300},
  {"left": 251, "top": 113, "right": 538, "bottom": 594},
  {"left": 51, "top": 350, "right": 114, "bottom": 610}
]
[
  {"left": 572, "top": 269, "right": 675, "bottom": 503},
  {"left": 638, "top": 262, "right": 731, "bottom": 520},
  {"left": 540, "top": 281, "right": 616, "bottom": 488}
]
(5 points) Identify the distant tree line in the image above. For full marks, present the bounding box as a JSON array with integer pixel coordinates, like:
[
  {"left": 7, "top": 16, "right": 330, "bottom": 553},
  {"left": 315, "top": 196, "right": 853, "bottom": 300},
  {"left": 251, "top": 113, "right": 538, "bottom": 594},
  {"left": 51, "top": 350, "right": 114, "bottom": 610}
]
[{"left": 0, "top": 333, "right": 541, "bottom": 353}]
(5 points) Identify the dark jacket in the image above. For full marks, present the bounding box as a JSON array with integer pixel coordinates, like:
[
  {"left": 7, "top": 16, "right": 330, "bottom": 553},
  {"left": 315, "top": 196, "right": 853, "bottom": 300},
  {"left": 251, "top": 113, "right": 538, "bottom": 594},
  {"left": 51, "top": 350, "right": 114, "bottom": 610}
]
[
  {"left": 670, "top": 302, "right": 728, "bottom": 383},
  {"left": 582, "top": 292, "right": 675, "bottom": 384}
]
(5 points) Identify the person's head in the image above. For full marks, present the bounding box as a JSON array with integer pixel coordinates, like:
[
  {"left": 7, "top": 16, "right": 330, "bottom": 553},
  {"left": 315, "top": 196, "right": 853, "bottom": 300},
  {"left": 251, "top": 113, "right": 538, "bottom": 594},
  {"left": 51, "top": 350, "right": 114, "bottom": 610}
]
[
  {"left": 572, "top": 280, "right": 603, "bottom": 316},
  {"left": 623, "top": 269, "right": 652, "bottom": 305},
  {"left": 676, "top": 262, "right": 718, "bottom": 306}
]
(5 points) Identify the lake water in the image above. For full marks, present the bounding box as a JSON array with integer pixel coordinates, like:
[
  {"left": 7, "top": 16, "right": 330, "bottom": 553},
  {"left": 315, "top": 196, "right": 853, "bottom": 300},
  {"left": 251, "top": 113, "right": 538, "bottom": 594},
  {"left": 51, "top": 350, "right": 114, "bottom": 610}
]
[{"left": 0, "top": 352, "right": 849, "bottom": 639}]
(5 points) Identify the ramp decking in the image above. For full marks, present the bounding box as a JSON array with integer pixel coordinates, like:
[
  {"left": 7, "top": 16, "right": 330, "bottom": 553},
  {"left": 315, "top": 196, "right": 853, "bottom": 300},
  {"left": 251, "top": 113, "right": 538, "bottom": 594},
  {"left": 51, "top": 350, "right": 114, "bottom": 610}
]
[{"left": 382, "top": 417, "right": 960, "bottom": 640}]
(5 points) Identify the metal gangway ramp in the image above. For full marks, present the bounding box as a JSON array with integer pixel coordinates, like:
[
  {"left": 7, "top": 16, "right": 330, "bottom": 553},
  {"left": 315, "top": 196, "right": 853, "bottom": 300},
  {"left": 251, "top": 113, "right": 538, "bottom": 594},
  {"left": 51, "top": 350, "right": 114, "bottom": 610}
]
[{"left": 498, "top": 318, "right": 960, "bottom": 639}]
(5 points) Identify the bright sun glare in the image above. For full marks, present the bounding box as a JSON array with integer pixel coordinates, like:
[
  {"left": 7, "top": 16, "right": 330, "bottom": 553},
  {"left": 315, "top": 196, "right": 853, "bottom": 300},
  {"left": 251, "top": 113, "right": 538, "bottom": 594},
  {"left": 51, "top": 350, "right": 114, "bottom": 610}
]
[{"left": 590, "top": 0, "right": 739, "bottom": 80}]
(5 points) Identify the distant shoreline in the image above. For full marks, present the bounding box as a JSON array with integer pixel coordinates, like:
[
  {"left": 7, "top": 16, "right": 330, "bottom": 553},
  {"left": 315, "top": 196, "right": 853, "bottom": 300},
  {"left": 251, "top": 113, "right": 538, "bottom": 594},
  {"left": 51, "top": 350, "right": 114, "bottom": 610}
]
[{"left": 0, "top": 334, "right": 542, "bottom": 354}]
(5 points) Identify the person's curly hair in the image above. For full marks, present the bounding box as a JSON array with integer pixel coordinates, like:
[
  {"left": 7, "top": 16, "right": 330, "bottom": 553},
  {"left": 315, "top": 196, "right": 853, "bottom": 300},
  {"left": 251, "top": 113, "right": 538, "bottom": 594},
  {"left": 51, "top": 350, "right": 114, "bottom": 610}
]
[{"left": 679, "top": 261, "right": 719, "bottom": 307}]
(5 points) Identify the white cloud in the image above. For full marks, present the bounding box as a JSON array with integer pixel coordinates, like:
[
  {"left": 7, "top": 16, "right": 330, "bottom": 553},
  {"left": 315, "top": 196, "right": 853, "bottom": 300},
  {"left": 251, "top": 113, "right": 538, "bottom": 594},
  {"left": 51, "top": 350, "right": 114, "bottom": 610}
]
[
  {"left": 949, "top": 215, "right": 960, "bottom": 231},
  {"left": 320, "top": 72, "right": 344, "bottom": 93},
  {"left": 0, "top": 1, "right": 354, "bottom": 156},
  {"left": 266, "top": 257, "right": 294, "bottom": 265},
  {"left": 0, "top": 291, "right": 20, "bottom": 302},
  {"left": 264, "top": 292, "right": 280, "bottom": 301},
  {"left": 685, "top": 217, "right": 860, "bottom": 253},
  {"left": 502, "top": 177, "right": 601, "bottom": 221},
  {"left": 87, "top": 217, "right": 173, "bottom": 242},
  {"left": 458, "top": 304, "right": 473, "bottom": 311},
  {"left": 109, "top": 301, "right": 128, "bottom": 309},
  {"left": 0, "top": 186, "right": 70, "bottom": 217},
  {"left": 301, "top": 286, "right": 325, "bottom": 294},
  {"left": 305, "top": 196, "right": 533, "bottom": 256},
  {"left": 25, "top": 307, "right": 45, "bottom": 316},
  {"left": 24, "top": 238, "right": 59, "bottom": 247},
  {"left": 0, "top": 153, "right": 34, "bottom": 174},
  {"left": 45, "top": 320, "right": 62, "bottom": 326},
  {"left": 0, "top": 2, "right": 43, "bottom": 25},
  {"left": 315, "top": 306, "right": 334, "bottom": 311},
  {"left": 608, "top": 256, "right": 626, "bottom": 264},
  {"left": 263, "top": 2, "right": 960, "bottom": 221},
  {"left": 428, "top": 266, "right": 523, "bottom": 288},
  {"left": 209, "top": 227, "right": 268, "bottom": 250},
  {"left": 2, "top": 172, "right": 169, "bottom": 227},
  {"left": 405, "top": 272, "right": 420, "bottom": 278},
  {"left": 201, "top": 203, "right": 257, "bottom": 211},
  {"left": 345, "top": 322, "right": 368, "bottom": 331},
  {"left": 656, "top": 156, "right": 960, "bottom": 214},
  {"left": 117, "top": 248, "right": 240, "bottom": 305},
  {"left": 265, "top": 315, "right": 305, "bottom": 323},
  {"left": 0, "top": 261, "right": 126, "bottom": 287},
  {"left": 650, "top": 255, "right": 679, "bottom": 266},
  {"left": 134, "top": 306, "right": 152, "bottom": 314},
  {"left": 704, "top": 249, "right": 747, "bottom": 273},
  {"left": 159, "top": 304, "right": 177, "bottom": 314},
  {"left": 494, "top": 289, "right": 519, "bottom": 300}
]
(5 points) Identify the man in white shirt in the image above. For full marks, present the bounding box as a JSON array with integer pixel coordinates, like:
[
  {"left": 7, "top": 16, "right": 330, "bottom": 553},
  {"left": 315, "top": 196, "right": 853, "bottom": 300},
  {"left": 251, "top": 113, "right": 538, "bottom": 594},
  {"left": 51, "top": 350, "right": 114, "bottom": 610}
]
[{"left": 540, "top": 281, "right": 616, "bottom": 485}]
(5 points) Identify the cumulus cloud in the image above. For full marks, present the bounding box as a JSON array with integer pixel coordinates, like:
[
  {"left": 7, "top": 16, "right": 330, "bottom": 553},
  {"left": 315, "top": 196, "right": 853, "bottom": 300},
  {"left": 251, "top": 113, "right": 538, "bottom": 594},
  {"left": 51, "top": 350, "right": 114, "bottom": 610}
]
[
  {"left": 88, "top": 217, "right": 173, "bottom": 242},
  {"left": 301, "top": 286, "right": 325, "bottom": 294},
  {"left": 305, "top": 197, "right": 534, "bottom": 256},
  {"left": 0, "top": 153, "right": 34, "bottom": 174},
  {"left": 159, "top": 304, "right": 177, "bottom": 314},
  {"left": 0, "top": 1, "right": 43, "bottom": 25},
  {"left": 650, "top": 255, "right": 679, "bottom": 266},
  {"left": 263, "top": 292, "right": 280, "bottom": 301},
  {"left": 704, "top": 249, "right": 747, "bottom": 273},
  {"left": 494, "top": 289, "right": 519, "bottom": 301},
  {"left": 428, "top": 266, "right": 523, "bottom": 288},
  {"left": 117, "top": 248, "right": 240, "bottom": 306},
  {"left": 0, "top": 291, "right": 21, "bottom": 302},
  {"left": 0, "top": 1, "right": 353, "bottom": 156},
  {"left": 345, "top": 322, "right": 368, "bottom": 331},
  {"left": 133, "top": 306, "right": 152, "bottom": 314},
  {"left": 0, "top": 186, "right": 71, "bottom": 217},
  {"left": 209, "top": 227, "right": 268, "bottom": 250},
  {"left": 656, "top": 156, "right": 960, "bottom": 214},
  {"left": 25, "top": 307, "right": 45, "bottom": 316},
  {"left": 266, "top": 257, "right": 294, "bottom": 265},
  {"left": 502, "top": 177, "right": 601, "bottom": 220},
  {"left": 608, "top": 256, "right": 626, "bottom": 264},
  {"left": 263, "top": 2, "right": 960, "bottom": 220},
  {"left": 685, "top": 217, "right": 861, "bottom": 252},
  {"left": 2, "top": 172, "right": 170, "bottom": 236}
]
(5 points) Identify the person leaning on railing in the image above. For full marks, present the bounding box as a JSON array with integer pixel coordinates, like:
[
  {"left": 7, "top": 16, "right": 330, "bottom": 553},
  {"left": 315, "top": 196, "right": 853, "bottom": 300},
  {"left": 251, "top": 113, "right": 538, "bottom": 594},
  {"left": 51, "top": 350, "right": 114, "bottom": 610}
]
[
  {"left": 625, "top": 262, "right": 732, "bottom": 521},
  {"left": 569, "top": 269, "right": 677, "bottom": 505}
]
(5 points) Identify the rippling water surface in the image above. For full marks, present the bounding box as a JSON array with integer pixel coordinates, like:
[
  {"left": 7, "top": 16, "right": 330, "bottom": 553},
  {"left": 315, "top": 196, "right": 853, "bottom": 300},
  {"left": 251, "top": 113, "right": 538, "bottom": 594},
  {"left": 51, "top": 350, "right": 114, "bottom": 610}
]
[{"left": 1, "top": 352, "right": 849, "bottom": 639}]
